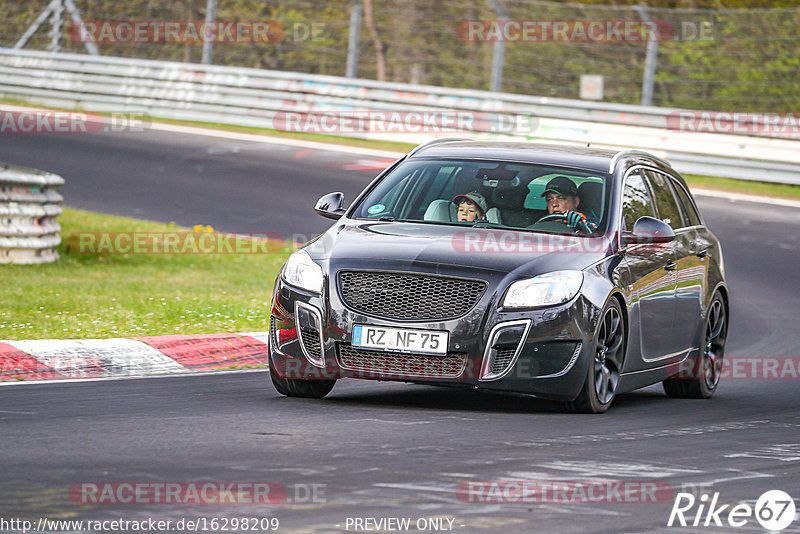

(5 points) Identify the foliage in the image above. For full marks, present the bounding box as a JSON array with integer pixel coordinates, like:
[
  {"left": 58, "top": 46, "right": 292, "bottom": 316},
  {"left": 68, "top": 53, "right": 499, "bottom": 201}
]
[{"left": 1, "top": 0, "right": 797, "bottom": 111}]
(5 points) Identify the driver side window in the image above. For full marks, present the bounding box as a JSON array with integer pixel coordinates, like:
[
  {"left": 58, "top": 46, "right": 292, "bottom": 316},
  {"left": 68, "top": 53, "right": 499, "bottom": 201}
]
[{"left": 622, "top": 171, "right": 656, "bottom": 231}]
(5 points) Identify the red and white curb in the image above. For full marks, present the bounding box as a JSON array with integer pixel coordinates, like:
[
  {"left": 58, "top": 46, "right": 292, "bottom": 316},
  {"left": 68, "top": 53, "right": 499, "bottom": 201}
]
[{"left": 0, "top": 332, "right": 270, "bottom": 383}]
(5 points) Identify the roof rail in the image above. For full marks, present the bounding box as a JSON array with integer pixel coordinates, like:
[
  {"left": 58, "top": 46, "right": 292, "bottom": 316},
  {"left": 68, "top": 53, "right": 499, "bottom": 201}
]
[
  {"left": 608, "top": 149, "right": 672, "bottom": 173},
  {"left": 407, "top": 138, "right": 470, "bottom": 158}
]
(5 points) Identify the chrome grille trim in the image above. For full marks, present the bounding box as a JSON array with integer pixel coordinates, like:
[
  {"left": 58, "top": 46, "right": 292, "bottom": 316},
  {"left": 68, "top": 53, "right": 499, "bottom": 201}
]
[
  {"left": 295, "top": 301, "right": 326, "bottom": 368},
  {"left": 338, "top": 270, "right": 486, "bottom": 321},
  {"left": 479, "top": 319, "right": 532, "bottom": 381}
]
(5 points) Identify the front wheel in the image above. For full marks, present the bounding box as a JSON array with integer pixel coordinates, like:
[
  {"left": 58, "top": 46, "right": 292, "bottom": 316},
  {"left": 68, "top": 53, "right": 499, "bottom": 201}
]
[
  {"left": 565, "top": 298, "right": 626, "bottom": 414},
  {"left": 663, "top": 292, "right": 727, "bottom": 399},
  {"left": 269, "top": 359, "right": 336, "bottom": 399}
]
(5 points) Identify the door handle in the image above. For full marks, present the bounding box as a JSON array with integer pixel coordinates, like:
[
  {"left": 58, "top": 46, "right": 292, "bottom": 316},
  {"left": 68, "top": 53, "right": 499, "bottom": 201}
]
[{"left": 664, "top": 260, "right": 677, "bottom": 271}]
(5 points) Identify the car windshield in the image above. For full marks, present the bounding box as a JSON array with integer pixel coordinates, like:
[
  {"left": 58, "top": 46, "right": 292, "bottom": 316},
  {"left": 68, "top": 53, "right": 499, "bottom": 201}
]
[{"left": 350, "top": 158, "right": 611, "bottom": 235}]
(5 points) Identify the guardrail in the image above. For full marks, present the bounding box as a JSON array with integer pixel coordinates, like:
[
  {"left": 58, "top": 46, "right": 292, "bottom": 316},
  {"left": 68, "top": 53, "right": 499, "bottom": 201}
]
[
  {"left": 0, "top": 162, "right": 64, "bottom": 264},
  {"left": 1, "top": 48, "right": 799, "bottom": 184}
]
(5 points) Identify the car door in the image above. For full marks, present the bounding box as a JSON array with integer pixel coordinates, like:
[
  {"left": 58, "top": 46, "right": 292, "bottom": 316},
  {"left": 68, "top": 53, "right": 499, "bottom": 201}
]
[
  {"left": 620, "top": 169, "right": 679, "bottom": 366},
  {"left": 668, "top": 176, "right": 709, "bottom": 350},
  {"left": 645, "top": 170, "right": 703, "bottom": 356}
]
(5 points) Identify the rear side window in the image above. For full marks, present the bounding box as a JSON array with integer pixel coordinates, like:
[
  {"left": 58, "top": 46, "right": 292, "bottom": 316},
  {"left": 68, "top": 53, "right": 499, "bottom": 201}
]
[
  {"left": 645, "top": 170, "right": 684, "bottom": 230},
  {"left": 621, "top": 170, "right": 655, "bottom": 231},
  {"left": 671, "top": 180, "right": 702, "bottom": 227}
]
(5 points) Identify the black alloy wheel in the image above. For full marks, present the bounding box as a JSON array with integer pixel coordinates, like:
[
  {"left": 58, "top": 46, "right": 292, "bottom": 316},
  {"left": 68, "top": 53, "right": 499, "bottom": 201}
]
[
  {"left": 663, "top": 292, "right": 727, "bottom": 399},
  {"left": 567, "top": 298, "right": 626, "bottom": 413}
]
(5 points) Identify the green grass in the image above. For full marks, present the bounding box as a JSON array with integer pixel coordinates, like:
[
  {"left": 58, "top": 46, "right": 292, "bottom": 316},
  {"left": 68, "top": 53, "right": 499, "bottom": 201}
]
[
  {"left": 684, "top": 174, "right": 800, "bottom": 200},
  {"left": 0, "top": 208, "right": 293, "bottom": 340}
]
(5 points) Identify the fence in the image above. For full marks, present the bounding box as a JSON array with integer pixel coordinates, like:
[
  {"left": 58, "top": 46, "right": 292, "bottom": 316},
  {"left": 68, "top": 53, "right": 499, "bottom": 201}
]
[
  {"left": 2, "top": 0, "right": 798, "bottom": 113},
  {"left": 1, "top": 48, "right": 799, "bottom": 185},
  {"left": 0, "top": 162, "right": 64, "bottom": 264}
]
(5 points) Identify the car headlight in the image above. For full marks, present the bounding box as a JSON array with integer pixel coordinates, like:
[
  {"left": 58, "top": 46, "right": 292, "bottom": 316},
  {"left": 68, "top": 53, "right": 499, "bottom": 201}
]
[
  {"left": 281, "top": 249, "right": 324, "bottom": 293},
  {"left": 502, "top": 271, "right": 583, "bottom": 309}
]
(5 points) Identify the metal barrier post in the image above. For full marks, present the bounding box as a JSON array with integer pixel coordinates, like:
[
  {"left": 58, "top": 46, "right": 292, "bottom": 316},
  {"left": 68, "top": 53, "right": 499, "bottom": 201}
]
[
  {"left": 346, "top": 0, "right": 363, "bottom": 78},
  {"left": 0, "top": 163, "right": 64, "bottom": 264}
]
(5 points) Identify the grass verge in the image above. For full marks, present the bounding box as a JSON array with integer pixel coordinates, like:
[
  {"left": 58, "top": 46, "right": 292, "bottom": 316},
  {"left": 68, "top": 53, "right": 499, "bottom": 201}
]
[
  {"left": 0, "top": 208, "right": 292, "bottom": 340},
  {"left": 684, "top": 174, "right": 800, "bottom": 200}
]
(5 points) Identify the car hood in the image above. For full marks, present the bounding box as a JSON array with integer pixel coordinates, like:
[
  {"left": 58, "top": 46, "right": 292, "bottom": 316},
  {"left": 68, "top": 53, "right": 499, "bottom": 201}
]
[{"left": 304, "top": 220, "right": 610, "bottom": 276}]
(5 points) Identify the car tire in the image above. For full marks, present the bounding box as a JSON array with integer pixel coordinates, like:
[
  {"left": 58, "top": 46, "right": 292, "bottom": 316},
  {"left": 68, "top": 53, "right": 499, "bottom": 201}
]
[
  {"left": 269, "top": 357, "right": 336, "bottom": 399},
  {"left": 565, "top": 298, "right": 626, "bottom": 414},
  {"left": 663, "top": 292, "right": 727, "bottom": 399}
]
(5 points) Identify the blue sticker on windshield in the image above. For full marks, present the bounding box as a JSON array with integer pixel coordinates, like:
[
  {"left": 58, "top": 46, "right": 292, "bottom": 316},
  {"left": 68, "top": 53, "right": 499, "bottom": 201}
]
[{"left": 367, "top": 204, "right": 385, "bottom": 215}]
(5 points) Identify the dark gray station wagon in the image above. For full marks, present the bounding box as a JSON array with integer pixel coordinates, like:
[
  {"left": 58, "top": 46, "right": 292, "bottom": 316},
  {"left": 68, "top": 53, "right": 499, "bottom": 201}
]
[{"left": 269, "top": 140, "right": 728, "bottom": 413}]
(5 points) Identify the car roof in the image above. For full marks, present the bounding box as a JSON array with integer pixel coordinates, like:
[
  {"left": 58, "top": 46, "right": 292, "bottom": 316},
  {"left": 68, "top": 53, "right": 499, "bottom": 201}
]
[{"left": 408, "top": 140, "right": 673, "bottom": 175}]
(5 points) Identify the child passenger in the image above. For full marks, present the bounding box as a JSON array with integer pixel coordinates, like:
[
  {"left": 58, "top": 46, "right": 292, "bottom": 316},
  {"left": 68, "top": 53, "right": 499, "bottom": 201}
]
[{"left": 452, "top": 192, "right": 488, "bottom": 222}]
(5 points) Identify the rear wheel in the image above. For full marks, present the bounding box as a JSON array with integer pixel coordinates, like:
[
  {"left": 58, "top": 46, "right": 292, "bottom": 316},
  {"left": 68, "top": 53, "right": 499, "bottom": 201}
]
[
  {"left": 566, "top": 298, "right": 626, "bottom": 414},
  {"left": 269, "top": 357, "right": 336, "bottom": 399},
  {"left": 663, "top": 292, "right": 727, "bottom": 399}
]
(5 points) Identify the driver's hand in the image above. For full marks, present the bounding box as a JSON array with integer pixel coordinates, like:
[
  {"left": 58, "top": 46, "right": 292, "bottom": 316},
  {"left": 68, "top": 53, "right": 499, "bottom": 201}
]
[{"left": 562, "top": 211, "right": 597, "bottom": 232}]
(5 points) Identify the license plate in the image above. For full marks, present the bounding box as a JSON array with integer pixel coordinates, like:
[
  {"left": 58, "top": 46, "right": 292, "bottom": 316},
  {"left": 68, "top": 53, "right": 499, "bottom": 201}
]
[{"left": 352, "top": 325, "right": 448, "bottom": 355}]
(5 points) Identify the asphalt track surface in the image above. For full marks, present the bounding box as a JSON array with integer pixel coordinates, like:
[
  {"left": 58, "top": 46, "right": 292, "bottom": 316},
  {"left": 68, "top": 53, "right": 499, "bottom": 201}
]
[{"left": 2, "top": 129, "right": 800, "bottom": 533}]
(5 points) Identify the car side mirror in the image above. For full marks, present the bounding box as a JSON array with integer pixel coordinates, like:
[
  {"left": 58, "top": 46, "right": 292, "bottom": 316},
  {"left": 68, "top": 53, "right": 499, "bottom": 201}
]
[
  {"left": 314, "top": 192, "right": 346, "bottom": 220},
  {"left": 621, "top": 216, "right": 676, "bottom": 245}
]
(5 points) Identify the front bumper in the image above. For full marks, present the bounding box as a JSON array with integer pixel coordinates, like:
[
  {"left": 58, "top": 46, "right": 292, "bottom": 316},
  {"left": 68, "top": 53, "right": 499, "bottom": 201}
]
[{"left": 269, "top": 268, "right": 600, "bottom": 402}]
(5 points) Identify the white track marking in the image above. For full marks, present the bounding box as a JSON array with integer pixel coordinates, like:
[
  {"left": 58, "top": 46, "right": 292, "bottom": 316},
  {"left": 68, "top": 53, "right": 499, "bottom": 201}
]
[
  {"left": 725, "top": 444, "right": 800, "bottom": 462},
  {"left": 529, "top": 461, "right": 702, "bottom": 479},
  {"left": 6, "top": 338, "right": 184, "bottom": 378},
  {"left": 237, "top": 332, "right": 270, "bottom": 345}
]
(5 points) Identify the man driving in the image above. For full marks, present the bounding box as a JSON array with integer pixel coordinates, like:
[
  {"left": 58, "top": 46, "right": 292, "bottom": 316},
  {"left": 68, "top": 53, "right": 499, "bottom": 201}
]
[{"left": 539, "top": 176, "right": 598, "bottom": 232}]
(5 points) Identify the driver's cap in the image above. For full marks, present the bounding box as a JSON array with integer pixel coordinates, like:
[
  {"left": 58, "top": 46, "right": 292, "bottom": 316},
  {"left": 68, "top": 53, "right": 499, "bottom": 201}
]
[{"left": 541, "top": 176, "right": 578, "bottom": 197}]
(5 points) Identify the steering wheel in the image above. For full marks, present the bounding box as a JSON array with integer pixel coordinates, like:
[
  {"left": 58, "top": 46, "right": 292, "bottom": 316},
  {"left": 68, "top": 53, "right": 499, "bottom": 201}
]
[
  {"left": 529, "top": 212, "right": 595, "bottom": 234},
  {"left": 536, "top": 213, "right": 569, "bottom": 224}
]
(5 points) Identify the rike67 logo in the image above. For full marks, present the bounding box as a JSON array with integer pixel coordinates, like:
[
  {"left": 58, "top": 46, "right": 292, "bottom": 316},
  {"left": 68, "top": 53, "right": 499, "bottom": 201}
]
[{"left": 668, "top": 490, "right": 796, "bottom": 531}]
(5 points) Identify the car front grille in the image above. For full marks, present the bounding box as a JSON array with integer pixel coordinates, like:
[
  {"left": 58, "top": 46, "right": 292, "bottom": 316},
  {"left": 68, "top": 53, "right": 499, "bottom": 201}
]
[
  {"left": 337, "top": 344, "right": 468, "bottom": 379},
  {"left": 338, "top": 271, "right": 486, "bottom": 321},
  {"left": 491, "top": 347, "right": 518, "bottom": 375},
  {"left": 300, "top": 329, "right": 322, "bottom": 361}
]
